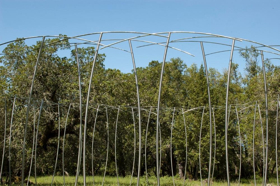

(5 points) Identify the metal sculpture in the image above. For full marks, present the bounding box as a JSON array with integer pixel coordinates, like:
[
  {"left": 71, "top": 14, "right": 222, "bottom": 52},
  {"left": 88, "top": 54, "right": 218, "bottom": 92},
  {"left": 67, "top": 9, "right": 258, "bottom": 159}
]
[{"left": 0, "top": 31, "right": 279, "bottom": 185}]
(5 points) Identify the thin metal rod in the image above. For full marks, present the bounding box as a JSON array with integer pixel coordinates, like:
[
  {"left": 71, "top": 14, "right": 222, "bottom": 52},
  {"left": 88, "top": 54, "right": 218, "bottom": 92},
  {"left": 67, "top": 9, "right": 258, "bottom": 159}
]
[
  {"left": 199, "top": 107, "right": 205, "bottom": 186},
  {"left": 51, "top": 103, "right": 61, "bottom": 186},
  {"left": 276, "top": 95, "right": 279, "bottom": 186},
  {"left": 235, "top": 107, "right": 241, "bottom": 186},
  {"left": 156, "top": 32, "right": 171, "bottom": 186},
  {"left": 145, "top": 107, "right": 152, "bottom": 185},
  {"left": 8, "top": 97, "right": 16, "bottom": 185},
  {"left": 182, "top": 108, "right": 188, "bottom": 186},
  {"left": 75, "top": 44, "right": 83, "bottom": 186},
  {"left": 27, "top": 109, "right": 37, "bottom": 186},
  {"left": 34, "top": 100, "right": 43, "bottom": 186},
  {"left": 170, "top": 107, "right": 176, "bottom": 186},
  {"left": 159, "top": 122, "right": 162, "bottom": 178},
  {"left": 225, "top": 39, "right": 235, "bottom": 186},
  {"left": 258, "top": 104, "right": 265, "bottom": 186},
  {"left": 83, "top": 33, "right": 103, "bottom": 186},
  {"left": 21, "top": 36, "right": 45, "bottom": 186},
  {"left": 0, "top": 100, "right": 7, "bottom": 183},
  {"left": 62, "top": 104, "right": 72, "bottom": 186},
  {"left": 115, "top": 107, "right": 120, "bottom": 186},
  {"left": 211, "top": 108, "right": 217, "bottom": 183},
  {"left": 92, "top": 105, "right": 100, "bottom": 186},
  {"left": 130, "top": 108, "right": 137, "bottom": 186},
  {"left": 253, "top": 103, "right": 257, "bottom": 186},
  {"left": 102, "top": 107, "right": 109, "bottom": 186},
  {"left": 200, "top": 42, "right": 213, "bottom": 186},
  {"left": 128, "top": 40, "right": 142, "bottom": 186},
  {"left": 261, "top": 51, "right": 269, "bottom": 186}
]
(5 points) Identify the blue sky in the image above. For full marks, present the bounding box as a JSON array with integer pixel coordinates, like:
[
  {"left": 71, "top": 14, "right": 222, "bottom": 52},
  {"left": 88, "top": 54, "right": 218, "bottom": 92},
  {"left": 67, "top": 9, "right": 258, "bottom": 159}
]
[{"left": 0, "top": 0, "right": 279, "bottom": 73}]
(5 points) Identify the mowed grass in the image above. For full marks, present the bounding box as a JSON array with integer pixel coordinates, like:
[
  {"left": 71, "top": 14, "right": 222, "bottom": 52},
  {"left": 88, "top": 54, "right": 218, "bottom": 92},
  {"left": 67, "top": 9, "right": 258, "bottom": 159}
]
[{"left": 4, "top": 176, "right": 278, "bottom": 185}]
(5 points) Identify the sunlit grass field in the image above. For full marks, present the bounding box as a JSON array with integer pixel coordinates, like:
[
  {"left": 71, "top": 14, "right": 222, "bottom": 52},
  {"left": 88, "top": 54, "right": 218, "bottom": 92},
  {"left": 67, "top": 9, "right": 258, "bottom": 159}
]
[{"left": 3, "top": 175, "right": 278, "bottom": 185}]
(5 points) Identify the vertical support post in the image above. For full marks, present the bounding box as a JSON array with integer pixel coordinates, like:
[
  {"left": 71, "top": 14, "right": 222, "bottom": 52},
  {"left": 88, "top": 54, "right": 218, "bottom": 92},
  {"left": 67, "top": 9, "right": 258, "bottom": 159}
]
[
  {"left": 128, "top": 40, "right": 142, "bottom": 186},
  {"left": 35, "top": 100, "right": 43, "bottom": 185},
  {"left": 62, "top": 103, "right": 72, "bottom": 186},
  {"left": 115, "top": 106, "right": 120, "bottom": 186},
  {"left": 170, "top": 107, "right": 176, "bottom": 186},
  {"left": 225, "top": 39, "right": 235, "bottom": 186},
  {"left": 258, "top": 104, "right": 265, "bottom": 186},
  {"left": 182, "top": 108, "right": 188, "bottom": 186},
  {"left": 75, "top": 44, "right": 83, "bottom": 186},
  {"left": 92, "top": 105, "right": 99, "bottom": 186},
  {"left": 212, "top": 107, "right": 217, "bottom": 181},
  {"left": 83, "top": 33, "right": 103, "bottom": 186},
  {"left": 199, "top": 107, "right": 205, "bottom": 186},
  {"left": 261, "top": 50, "right": 269, "bottom": 186},
  {"left": 102, "top": 107, "right": 109, "bottom": 186},
  {"left": 21, "top": 36, "right": 45, "bottom": 186},
  {"left": 200, "top": 42, "right": 213, "bottom": 186},
  {"left": 156, "top": 32, "right": 171, "bottom": 186},
  {"left": 51, "top": 102, "right": 61, "bottom": 186},
  {"left": 27, "top": 109, "right": 37, "bottom": 186},
  {"left": 253, "top": 103, "right": 257, "bottom": 186},
  {"left": 235, "top": 106, "right": 241, "bottom": 186},
  {"left": 130, "top": 108, "right": 136, "bottom": 186},
  {"left": 0, "top": 99, "right": 7, "bottom": 183},
  {"left": 276, "top": 95, "right": 279, "bottom": 186},
  {"left": 145, "top": 107, "right": 152, "bottom": 185},
  {"left": 8, "top": 97, "right": 16, "bottom": 186}
]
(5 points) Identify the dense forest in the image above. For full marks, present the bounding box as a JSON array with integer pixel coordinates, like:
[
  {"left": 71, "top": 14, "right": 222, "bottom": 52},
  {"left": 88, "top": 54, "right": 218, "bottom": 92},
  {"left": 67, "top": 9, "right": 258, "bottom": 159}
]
[{"left": 0, "top": 36, "right": 279, "bottom": 183}]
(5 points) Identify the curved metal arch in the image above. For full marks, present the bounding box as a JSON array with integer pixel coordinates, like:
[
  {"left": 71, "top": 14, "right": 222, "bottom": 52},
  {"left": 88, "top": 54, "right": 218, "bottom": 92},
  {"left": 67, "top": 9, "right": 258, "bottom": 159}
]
[
  {"left": 134, "top": 39, "right": 194, "bottom": 56},
  {"left": 258, "top": 104, "right": 266, "bottom": 185},
  {"left": 235, "top": 106, "right": 242, "bottom": 186}
]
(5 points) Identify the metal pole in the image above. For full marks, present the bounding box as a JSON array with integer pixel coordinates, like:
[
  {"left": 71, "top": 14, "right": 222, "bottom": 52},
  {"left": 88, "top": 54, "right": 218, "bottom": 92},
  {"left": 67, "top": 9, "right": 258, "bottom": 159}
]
[
  {"left": 8, "top": 97, "right": 16, "bottom": 186},
  {"left": 62, "top": 103, "right": 72, "bottom": 186},
  {"left": 21, "top": 36, "right": 45, "bottom": 186},
  {"left": 170, "top": 107, "right": 176, "bottom": 186},
  {"left": 261, "top": 51, "right": 269, "bottom": 186},
  {"left": 225, "top": 39, "right": 235, "bottom": 186},
  {"left": 276, "top": 95, "right": 279, "bottom": 186},
  {"left": 258, "top": 104, "right": 265, "bottom": 186},
  {"left": 0, "top": 99, "right": 7, "bottom": 184},
  {"left": 182, "top": 108, "right": 188, "bottom": 186},
  {"left": 200, "top": 42, "right": 213, "bottom": 186},
  {"left": 102, "top": 107, "right": 109, "bottom": 186},
  {"left": 130, "top": 108, "right": 136, "bottom": 186},
  {"left": 27, "top": 109, "right": 37, "bottom": 186},
  {"left": 235, "top": 106, "right": 241, "bottom": 186},
  {"left": 128, "top": 40, "right": 142, "bottom": 186},
  {"left": 75, "top": 44, "right": 83, "bottom": 186},
  {"left": 211, "top": 107, "right": 217, "bottom": 183},
  {"left": 34, "top": 100, "right": 43, "bottom": 186},
  {"left": 51, "top": 103, "right": 61, "bottom": 186},
  {"left": 253, "top": 103, "right": 257, "bottom": 186},
  {"left": 115, "top": 107, "right": 120, "bottom": 186},
  {"left": 92, "top": 105, "right": 99, "bottom": 186},
  {"left": 199, "top": 107, "right": 205, "bottom": 186},
  {"left": 145, "top": 107, "right": 152, "bottom": 185},
  {"left": 83, "top": 33, "right": 103, "bottom": 186},
  {"left": 156, "top": 32, "right": 171, "bottom": 186}
]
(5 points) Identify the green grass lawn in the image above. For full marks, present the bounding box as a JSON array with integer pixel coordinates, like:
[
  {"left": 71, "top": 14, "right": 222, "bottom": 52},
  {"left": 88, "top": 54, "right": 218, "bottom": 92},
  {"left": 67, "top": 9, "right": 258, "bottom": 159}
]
[{"left": 3, "top": 176, "right": 278, "bottom": 185}]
